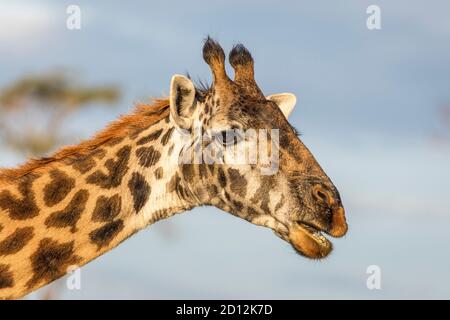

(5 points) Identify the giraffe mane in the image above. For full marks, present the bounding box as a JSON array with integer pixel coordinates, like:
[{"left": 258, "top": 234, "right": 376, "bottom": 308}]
[{"left": 0, "top": 98, "right": 170, "bottom": 182}]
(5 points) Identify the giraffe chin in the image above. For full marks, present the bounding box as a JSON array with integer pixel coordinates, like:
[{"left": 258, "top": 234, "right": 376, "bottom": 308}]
[{"left": 288, "top": 223, "right": 333, "bottom": 259}]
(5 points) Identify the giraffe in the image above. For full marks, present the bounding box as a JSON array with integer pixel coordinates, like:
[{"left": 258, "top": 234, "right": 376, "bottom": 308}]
[{"left": 0, "top": 38, "right": 347, "bottom": 299}]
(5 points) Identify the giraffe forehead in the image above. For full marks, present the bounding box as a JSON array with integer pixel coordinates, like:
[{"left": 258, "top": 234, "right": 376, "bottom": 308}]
[{"left": 199, "top": 91, "right": 290, "bottom": 133}]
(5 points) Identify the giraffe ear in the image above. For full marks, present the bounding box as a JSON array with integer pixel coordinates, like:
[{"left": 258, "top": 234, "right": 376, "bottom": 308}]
[
  {"left": 266, "top": 93, "right": 297, "bottom": 119},
  {"left": 169, "top": 74, "right": 196, "bottom": 129}
]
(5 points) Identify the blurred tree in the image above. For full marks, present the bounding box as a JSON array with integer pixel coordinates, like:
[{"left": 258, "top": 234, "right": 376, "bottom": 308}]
[
  {"left": 0, "top": 71, "right": 120, "bottom": 155},
  {"left": 1, "top": 71, "right": 178, "bottom": 299},
  {"left": 0, "top": 71, "right": 120, "bottom": 299}
]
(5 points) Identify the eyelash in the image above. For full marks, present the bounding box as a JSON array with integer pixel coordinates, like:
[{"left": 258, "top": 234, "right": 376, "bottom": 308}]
[
  {"left": 220, "top": 129, "right": 244, "bottom": 146},
  {"left": 292, "top": 126, "right": 302, "bottom": 137}
]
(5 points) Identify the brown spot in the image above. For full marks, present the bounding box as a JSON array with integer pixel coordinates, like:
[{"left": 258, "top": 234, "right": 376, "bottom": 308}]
[
  {"left": 130, "top": 126, "right": 147, "bottom": 139},
  {"left": 161, "top": 127, "right": 174, "bottom": 145},
  {"left": 224, "top": 191, "right": 232, "bottom": 202},
  {"left": 217, "top": 167, "right": 227, "bottom": 188},
  {"left": 181, "top": 164, "right": 195, "bottom": 183},
  {"left": 207, "top": 184, "right": 218, "bottom": 198},
  {"left": 154, "top": 167, "right": 164, "bottom": 180},
  {"left": 167, "top": 173, "right": 181, "bottom": 193},
  {"left": 0, "top": 175, "right": 39, "bottom": 220},
  {"left": 92, "top": 194, "right": 121, "bottom": 222},
  {"left": 72, "top": 158, "right": 95, "bottom": 174},
  {"left": 150, "top": 208, "right": 172, "bottom": 222},
  {"left": 251, "top": 176, "right": 275, "bottom": 213},
  {"left": 166, "top": 173, "right": 191, "bottom": 200},
  {"left": 93, "top": 148, "right": 107, "bottom": 159},
  {"left": 246, "top": 207, "right": 259, "bottom": 220},
  {"left": 199, "top": 165, "right": 208, "bottom": 180},
  {"left": 136, "top": 129, "right": 163, "bottom": 145},
  {"left": 232, "top": 200, "right": 243, "bottom": 212},
  {"left": 43, "top": 169, "right": 75, "bottom": 207},
  {"left": 275, "top": 194, "right": 285, "bottom": 212},
  {"left": 45, "top": 190, "right": 89, "bottom": 233},
  {"left": 0, "top": 264, "right": 14, "bottom": 289},
  {"left": 71, "top": 149, "right": 106, "bottom": 174},
  {"left": 227, "top": 168, "right": 247, "bottom": 198},
  {"left": 89, "top": 219, "right": 124, "bottom": 250},
  {"left": 0, "top": 227, "right": 34, "bottom": 256},
  {"left": 86, "top": 146, "right": 131, "bottom": 189},
  {"left": 168, "top": 144, "right": 174, "bottom": 156},
  {"left": 136, "top": 146, "right": 161, "bottom": 167},
  {"left": 105, "top": 137, "right": 124, "bottom": 146},
  {"left": 26, "top": 238, "right": 81, "bottom": 289},
  {"left": 128, "top": 172, "right": 151, "bottom": 213},
  {"left": 207, "top": 164, "right": 215, "bottom": 175}
]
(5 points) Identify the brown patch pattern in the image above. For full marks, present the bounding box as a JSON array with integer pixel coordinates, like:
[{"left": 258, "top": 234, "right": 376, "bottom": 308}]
[
  {"left": 227, "top": 168, "right": 247, "bottom": 198},
  {"left": 86, "top": 146, "right": 131, "bottom": 189},
  {"left": 166, "top": 173, "right": 191, "bottom": 200},
  {"left": 181, "top": 164, "right": 195, "bottom": 183},
  {"left": 136, "top": 146, "right": 161, "bottom": 167},
  {"left": 168, "top": 144, "right": 174, "bottom": 156},
  {"left": 26, "top": 238, "right": 81, "bottom": 289},
  {"left": 275, "top": 194, "right": 285, "bottom": 212},
  {"left": 251, "top": 176, "right": 276, "bottom": 213},
  {"left": 89, "top": 219, "right": 124, "bottom": 250},
  {"left": 105, "top": 137, "right": 124, "bottom": 147},
  {"left": 154, "top": 167, "right": 164, "bottom": 180},
  {"left": 0, "top": 264, "right": 14, "bottom": 289},
  {"left": 0, "top": 227, "right": 34, "bottom": 256},
  {"left": 128, "top": 172, "right": 151, "bottom": 213},
  {"left": 136, "top": 129, "right": 163, "bottom": 145},
  {"left": 71, "top": 149, "right": 106, "bottom": 174},
  {"left": 43, "top": 169, "right": 75, "bottom": 207},
  {"left": 45, "top": 190, "right": 89, "bottom": 233},
  {"left": 92, "top": 194, "right": 122, "bottom": 222},
  {"left": 217, "top": 167, "right": 227, "bottom": 188},
  {"left": 0, "top": 175, "right": 39, "bottom": 220},
  {"left": 161, "top": 127, "right": 174, "bottom": 145}
]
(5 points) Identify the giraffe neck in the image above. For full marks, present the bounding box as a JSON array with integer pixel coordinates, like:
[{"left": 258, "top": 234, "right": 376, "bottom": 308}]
[{"left": 0, "top": 114, "right": 194, "bottom": 299}]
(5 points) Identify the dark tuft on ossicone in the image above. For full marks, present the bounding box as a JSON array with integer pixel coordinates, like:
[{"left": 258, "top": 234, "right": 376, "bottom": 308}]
[
  {"left": 229, "top": 43, "right": 253, "bottom": 68},
  {"left": 202, "top": 36, "right": 226, "bottom": 66}
]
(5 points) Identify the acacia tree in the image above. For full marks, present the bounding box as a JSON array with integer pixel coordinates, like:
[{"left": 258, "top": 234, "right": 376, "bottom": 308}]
[
  {"left": 0, "top": 71, "right": 175, "bottom": 299},
  {"left": 0, "top": 71, "right": 120, "bottom": 300},
  {"left": 0, "top": 71, "right": 120, "bottom": 156}
]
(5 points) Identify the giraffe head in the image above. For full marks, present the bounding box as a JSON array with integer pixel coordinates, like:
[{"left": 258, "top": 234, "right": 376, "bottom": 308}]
[{"left": 168, "top": 38, "right": 347, "bottom": 259}]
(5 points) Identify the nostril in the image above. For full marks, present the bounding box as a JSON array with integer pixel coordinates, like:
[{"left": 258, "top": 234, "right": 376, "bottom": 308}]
[
  {"left": 312, "top": 185, "right": 332, "bottom": 205},
  {"left": 316, "top": 190, "right": 328, "bottom": 202}
]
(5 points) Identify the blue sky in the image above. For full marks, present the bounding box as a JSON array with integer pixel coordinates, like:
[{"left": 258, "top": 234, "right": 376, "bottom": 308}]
[{"left": 1, "top": 0, "right": 450, "bottom": 299}]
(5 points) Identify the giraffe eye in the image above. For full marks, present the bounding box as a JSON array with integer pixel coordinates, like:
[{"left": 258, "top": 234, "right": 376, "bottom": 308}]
[{"left": 219, "top": 130, "right": 243, "bottom": 146}]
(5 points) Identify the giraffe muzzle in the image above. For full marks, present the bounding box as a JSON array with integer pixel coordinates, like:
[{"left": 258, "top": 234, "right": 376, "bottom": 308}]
[
  {"left": 311, "top": 184, "right": 348, "bottom": 237},
  {"left": 327, "top": 206, "right": 348, "bottom": 238},
  {"left": 289, "top": 222, "right": 333, "bottom": 259}
]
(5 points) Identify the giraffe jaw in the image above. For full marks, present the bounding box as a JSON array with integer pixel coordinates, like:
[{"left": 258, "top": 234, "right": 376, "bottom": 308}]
[{"left": 288, "top": 222, "right": 333, "bottom": 259}]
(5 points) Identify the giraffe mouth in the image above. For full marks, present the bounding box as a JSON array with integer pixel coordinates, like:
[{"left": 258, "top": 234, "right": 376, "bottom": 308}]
[{"left": 288, "top": 222, "right": 333, "bottom": 259}]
